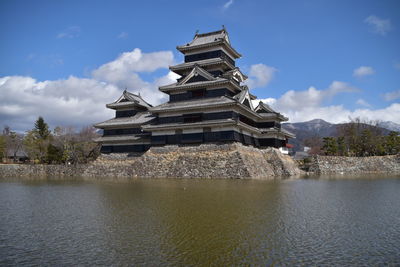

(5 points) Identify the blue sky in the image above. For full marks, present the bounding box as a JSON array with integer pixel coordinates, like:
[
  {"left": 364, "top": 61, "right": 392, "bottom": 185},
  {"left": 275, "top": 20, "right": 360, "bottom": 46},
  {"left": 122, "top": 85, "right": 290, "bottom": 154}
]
[{"left": 0, "top": 0, "right": 399, "bottom": 131}]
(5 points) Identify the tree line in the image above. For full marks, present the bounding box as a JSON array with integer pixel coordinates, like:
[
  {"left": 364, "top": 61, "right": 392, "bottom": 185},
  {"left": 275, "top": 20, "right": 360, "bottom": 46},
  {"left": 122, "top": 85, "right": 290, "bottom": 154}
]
[
  {"left": 0, "top": 117, "right": 100, "bottom": 164},
  {"left": 306, "top": 118, "right": 400, "bottom": 157}
]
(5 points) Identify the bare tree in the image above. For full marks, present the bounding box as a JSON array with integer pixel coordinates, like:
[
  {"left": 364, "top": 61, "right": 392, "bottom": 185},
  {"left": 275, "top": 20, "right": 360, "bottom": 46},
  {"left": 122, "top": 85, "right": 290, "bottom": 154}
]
[
  {"left": 51, "top": 125, "right": 100, "bottom": 164},
  {"left": 3, "top": 126, "right": 24, "bottom": 162}
]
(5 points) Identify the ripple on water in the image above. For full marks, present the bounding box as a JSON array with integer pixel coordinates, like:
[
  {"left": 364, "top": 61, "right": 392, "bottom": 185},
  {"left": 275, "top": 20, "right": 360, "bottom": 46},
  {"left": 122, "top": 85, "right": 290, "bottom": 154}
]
[{"left": 0, "top": 177, "right": 400, "bottom": 265}]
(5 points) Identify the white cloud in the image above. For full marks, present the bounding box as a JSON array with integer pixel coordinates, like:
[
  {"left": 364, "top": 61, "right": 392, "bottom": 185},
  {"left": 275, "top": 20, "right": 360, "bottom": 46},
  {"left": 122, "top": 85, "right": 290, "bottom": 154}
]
[
  {"left": 245, "top": 63, "right": 277, "bottom": 89},
  {"left": 382, "top": 89, "right": 400, "bottom": 101},
  {"left": 93, "top": 48, "right": 174, "bottom": 76},
  {"left": 92, "top": 48, "right": 175, "bottom": 105},
  {"left": 268, "top": 81, "right": 358, "bottom": 110},
  {"left": 0, "top": 49, "right": 177, "bottom": 132},
  {"left": 253, "top": 81, "right": 400, "bottom": 124},
  {"left": 223, "top": 0, "right": 234, "bottom": 10},
  {"left": 353, "top": 66, "right": 375, "bottom": 78},
  {"left": 356, "top": 98, "right": 371, "bottom": 107},
  {"left": 364, "top": 15, "right": 392, "bottom": 35},
  {"left": 351, "top": 103, "right": 400, "bottom": 123},
  {"left": 257, "top": 98, "right": 400, "bottom": 124},
  {"left": 117, "top": 32, "right": 128, "bottom": 39},
  {"left": 0, "top": 76, "right": 119, "bottom": 131},
  {"left": 57, "top": 26, "right": 81, "bottom": 39}
]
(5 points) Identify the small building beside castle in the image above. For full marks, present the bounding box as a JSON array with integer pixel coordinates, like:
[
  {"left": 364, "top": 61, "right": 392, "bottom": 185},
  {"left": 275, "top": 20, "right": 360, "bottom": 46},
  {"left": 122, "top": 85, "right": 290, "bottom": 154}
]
[{"left": 94, "top": 28, "right": 294, "bottom": 153}]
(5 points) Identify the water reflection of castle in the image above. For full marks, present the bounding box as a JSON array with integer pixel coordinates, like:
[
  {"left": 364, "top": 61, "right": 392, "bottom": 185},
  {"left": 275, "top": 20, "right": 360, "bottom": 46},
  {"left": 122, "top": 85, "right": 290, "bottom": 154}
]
[{"left": 94, "top": 28, "right": 294, "bottom": 153}]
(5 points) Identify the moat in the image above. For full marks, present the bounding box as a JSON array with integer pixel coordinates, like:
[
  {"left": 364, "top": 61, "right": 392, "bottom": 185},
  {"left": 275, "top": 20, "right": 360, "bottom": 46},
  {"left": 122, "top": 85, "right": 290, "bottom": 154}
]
[{"left": 1, "top": 176, "right": 400, "bottom": 265}]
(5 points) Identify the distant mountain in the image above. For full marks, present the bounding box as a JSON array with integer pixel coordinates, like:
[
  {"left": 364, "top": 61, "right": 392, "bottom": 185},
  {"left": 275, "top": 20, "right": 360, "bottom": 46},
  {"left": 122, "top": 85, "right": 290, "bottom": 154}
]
[
  {"left": 378, "top": 121, "right": 400, "bottom": 132},
  {"left": 283, "top": 119, "right": 336, "bottom": 137},
  {"left": 283, "top": 119, "right": 335, "bottom": 152},
  {"left": 283, "top": 119, "right": 397, "bottom": 152}
]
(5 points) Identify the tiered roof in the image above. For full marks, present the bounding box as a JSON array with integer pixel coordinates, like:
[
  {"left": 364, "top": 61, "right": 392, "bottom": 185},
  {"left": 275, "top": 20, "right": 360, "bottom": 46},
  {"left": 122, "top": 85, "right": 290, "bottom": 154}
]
[
  {"left": 150, "top": 96, "right": 236, "bottom": 113},
  {"left": 159, "top": 77, "right": 241, "bottom": 92},
  {"left": 177, "top": 28, "right": 241, "bottom": 58},
  {"left": 170, "top": 58, "right": 235, "bottom": 74}
]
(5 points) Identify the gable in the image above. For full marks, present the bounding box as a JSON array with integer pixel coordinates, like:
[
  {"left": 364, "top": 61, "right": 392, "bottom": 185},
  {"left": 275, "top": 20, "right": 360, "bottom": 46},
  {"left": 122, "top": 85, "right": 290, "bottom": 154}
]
[
  {"left": 256, "top": 109, "right": 269, "bottom": 113},
  {"left": 178, "top": 65, "right": 215, "bottom": 85},
  {"left": 234, "top": 88, "right": 255, "bottom": 110},
  {"left": 187, "top": 75, "right": 208, "bottom": 83},
  {"left": 114, "top": 93, "right": 131, "bottom": 104},
  {"left": 255, "top": 102, "right": 277, "bottom": 114},
  {"left": 243, "top": 98, "right": 251, "bottom": 109}
]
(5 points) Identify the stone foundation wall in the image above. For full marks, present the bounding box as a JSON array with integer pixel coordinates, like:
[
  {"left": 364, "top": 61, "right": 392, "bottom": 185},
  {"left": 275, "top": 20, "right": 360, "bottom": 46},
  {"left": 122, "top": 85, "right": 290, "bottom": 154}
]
[
  {"left": 0, "top": 143, "right": 303, "bottom": 180},
  {"left": 0, "top": 163, "right": 86, "bottom": 181},
  {"left": 308, "top": 154, "right": 400, "bottom": 174}
]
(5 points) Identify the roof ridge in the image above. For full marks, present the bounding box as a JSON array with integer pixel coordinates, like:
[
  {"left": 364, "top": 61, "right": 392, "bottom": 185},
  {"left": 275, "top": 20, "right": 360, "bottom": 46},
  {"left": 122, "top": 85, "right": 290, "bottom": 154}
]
[{"left": 195, "top": 29, "right": 225, "bottom": 38}]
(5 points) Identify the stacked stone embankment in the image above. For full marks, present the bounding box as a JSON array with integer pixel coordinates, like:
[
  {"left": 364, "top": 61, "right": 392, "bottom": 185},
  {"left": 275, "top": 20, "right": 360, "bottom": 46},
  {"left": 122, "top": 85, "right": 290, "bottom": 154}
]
[
  {"left": 0, "top": 143, "right": 302, "bottom": 180},
  {"left": 308, "top": 154, "right": 400, "bottom": 174},
  {"left": 0, "top": 164, "right": 86, "bottom": 181}
]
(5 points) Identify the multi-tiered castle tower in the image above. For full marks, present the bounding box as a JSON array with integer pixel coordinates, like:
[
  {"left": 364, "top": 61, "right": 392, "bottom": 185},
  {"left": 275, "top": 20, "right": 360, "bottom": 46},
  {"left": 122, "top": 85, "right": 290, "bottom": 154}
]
[{"left": 95, "top": 28, "right": 294, "bottom": 153}]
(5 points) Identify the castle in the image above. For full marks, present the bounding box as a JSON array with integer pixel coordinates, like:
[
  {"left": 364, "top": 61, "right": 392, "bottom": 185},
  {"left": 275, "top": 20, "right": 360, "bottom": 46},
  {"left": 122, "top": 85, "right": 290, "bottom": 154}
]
[{"left": 94, "top": 28, "right": 294, "bottom": 153}]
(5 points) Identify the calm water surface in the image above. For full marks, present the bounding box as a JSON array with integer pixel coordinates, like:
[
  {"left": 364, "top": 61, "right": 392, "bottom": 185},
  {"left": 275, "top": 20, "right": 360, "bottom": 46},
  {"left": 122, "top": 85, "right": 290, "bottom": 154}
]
[{"left": 1, "top": 176, "right": 400, "bottom": 266}]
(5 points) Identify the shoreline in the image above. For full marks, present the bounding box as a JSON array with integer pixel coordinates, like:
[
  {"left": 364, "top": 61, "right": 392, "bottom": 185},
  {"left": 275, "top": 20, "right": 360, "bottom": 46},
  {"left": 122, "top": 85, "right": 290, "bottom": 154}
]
[
  {"left": 307, "top": 154, "right": 400, "bottom": 175},
  {"left": 1, "top": 143, "right": 399, "bottom": 181}
]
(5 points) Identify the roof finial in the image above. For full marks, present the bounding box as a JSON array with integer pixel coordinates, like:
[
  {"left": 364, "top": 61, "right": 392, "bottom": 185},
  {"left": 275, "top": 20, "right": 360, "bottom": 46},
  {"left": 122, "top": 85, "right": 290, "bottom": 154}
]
[
  {"left": 138, "top": 92, "right": 141, "bottom": 97},
  {"left": 222, "top": 25, "right": 226, "bottom": 31},
  {"left": 194, "top": 29, "right": 199, "bottom": 38}
]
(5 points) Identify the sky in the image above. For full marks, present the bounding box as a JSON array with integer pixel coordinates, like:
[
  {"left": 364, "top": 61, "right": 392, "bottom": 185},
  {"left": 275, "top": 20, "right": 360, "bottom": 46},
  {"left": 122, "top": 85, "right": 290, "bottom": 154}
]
[{"left": 0, "top": 0, "right": 399, "bottom": 132}]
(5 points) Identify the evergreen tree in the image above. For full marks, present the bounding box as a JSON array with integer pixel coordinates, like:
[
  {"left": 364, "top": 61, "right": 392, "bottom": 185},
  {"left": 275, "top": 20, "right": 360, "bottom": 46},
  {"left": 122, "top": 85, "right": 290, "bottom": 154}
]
[
  {"left": 34, "top": 116, "right": 50, "bottom": 139},
  {"left": 384, "top": 131, "right": 400, "bottom": 155},
  {"left": 337, "top": 137, "right": 346, "bottom": 156},
  {"left": 46, "top": 143, "right": 64, "bottom": 164},
  {"left": 322, "top": 137, "right": 338, "bottom": 155},
  {"left": 24, "top": 116, "right": 52, "bottom": 163}
]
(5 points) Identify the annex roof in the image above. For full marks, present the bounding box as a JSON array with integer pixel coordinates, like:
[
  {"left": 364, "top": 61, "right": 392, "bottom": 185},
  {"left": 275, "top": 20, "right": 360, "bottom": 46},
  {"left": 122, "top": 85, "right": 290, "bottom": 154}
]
[
  {"left": 94, "top": 112, "right": 155, "bottom": 128},
  {"left": 94, "top": 135, "right": 150, "bottom": 144},
  {"left": 254, "top": 101, "right": 288, "bottom": 121},
  {"left": 280, "top": 128, "right": 296, "bottom": 138},
  {"left": 106, "top": 90, "right": 153, "bottom": 110},
  {"left": 255, "top": 101, "right": 278, "bottom": 114}
]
